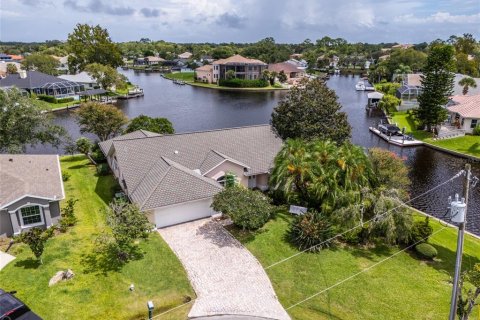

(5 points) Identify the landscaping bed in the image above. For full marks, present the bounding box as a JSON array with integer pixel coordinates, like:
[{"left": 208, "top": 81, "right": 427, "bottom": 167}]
[
  {"left": 231, "top": 210, "right": 480, "bottom": 320},
  {"left": 0, "top": 156, "right": 193, "bottom": 320}
]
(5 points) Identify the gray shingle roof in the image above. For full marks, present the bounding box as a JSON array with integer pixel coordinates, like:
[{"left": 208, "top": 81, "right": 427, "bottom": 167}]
[
  {"left": 99, "top": 130, "right": 161, "bottom": 155},
  {"left": 0, "top": 155, "right": 64, "bottom": 208},
  {"left": 102, "top": 125, "right": 282, "bottom": 210},
  {"left": 0, "top": 71, "right": 76, "bottom": 89}
]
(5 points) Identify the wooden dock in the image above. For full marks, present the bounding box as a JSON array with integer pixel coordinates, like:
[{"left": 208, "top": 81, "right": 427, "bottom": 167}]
[{"left": 369, "top": 127, "right": 424, "bottom": 147}]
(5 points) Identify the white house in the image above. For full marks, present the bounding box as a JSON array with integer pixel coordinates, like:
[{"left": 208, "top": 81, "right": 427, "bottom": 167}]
[{"left": 447, "top": 95, "right": 480, "bottom": 133}]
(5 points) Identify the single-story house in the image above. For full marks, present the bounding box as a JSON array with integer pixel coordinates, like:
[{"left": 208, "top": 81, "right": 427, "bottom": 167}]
[
  {"left": 134, "top": 56, "right": 165, "bottom": 66},
  {"left": 59, "top": 72, "right": 98, "bottom": 90},
  {"left": 0, "top": 155, "right": 65, "bottom": 237},
  {"left": 195, "top": 64, "right": 213, "bottom": 83},
  {"left": 268, "top": 62, "right": 306, "bottom": 80},
  {"left": 212, "top": 54, "right": 268, "bottom": 83},
  {"left": 171, "top": 66, "right": 193, "bottom": 73},
  {"left": 0, "top": 70, "right": 83, "bottom": 98},
  {"left": 200, "top": 55, "right": 214, "bottom": 63},
  {"left": 0, "top": 54, "right": 23, "bottom": 63},
  {"left": 99, "top": 125, "right": 282, "bottom": 228},
  {"left": 447, "top": 95, "right": 480, "bottom": 133},
  {"left": 286, "top": 59, "right": 308, "bottom": 70}
]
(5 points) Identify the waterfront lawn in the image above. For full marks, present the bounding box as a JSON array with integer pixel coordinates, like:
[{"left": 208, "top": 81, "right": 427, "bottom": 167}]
[
  {"left": 189, "top": 81, "right": 286, "bottom": 91},
  {"left": 231, "top": 210, "right": 480, "bottom": 320},
  {"left": 0, "top": 156, "right": 193, "bottom": 320},
  {"left": 36, "top": 99, "right": 79, "bottom": 111},
  {"left": 425, "top": 135, "right": 480, "bottom": 158},
  {"left": 164, "top": 72, "right": 195, "bottom": 82},
  {"left": 390, "top": 111, "right": 432, "bottom": 140}
]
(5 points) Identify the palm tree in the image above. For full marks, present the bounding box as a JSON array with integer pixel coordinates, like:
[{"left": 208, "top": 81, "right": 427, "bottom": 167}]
[
  {"left": 458, "top": 77, "right": 477, "bottom": 95},
  {"left": 269, "top": 139, "right": 315, "bottom": 204},
  {"left": 394, "top": 64, "right": 412, "bottom": 82}
]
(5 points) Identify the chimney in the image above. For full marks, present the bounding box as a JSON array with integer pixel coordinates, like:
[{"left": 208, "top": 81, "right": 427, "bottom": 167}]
[{"left": 19, "top": 70, "right": 27, "bottom": 79}]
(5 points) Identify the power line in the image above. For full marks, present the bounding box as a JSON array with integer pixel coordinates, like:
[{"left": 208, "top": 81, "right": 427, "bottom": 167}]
[
  {"left": 148, "top": 299, "right": 195, "bottom": 320},
  {"left": 286, "top": 226, "right": 448, "bottom": 311},
  {"left": 265, "top": 170, "right": 464, "bottom": 270}
]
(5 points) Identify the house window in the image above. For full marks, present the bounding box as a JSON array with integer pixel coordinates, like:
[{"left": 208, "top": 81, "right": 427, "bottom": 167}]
[
  {"left": 19, "top": 206, "right": 43, "bottom": 226},
  {"left": 471, "top": 119, "right": 478, "bottom": 129}
]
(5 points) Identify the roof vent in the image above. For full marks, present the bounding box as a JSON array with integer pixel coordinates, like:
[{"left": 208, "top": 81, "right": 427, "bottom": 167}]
[
  {"left": 193, "top": 169, "right": 201, "bottom": 175},
  {"left": 174, "top": 150, "right": 179, "bottom": 154}
]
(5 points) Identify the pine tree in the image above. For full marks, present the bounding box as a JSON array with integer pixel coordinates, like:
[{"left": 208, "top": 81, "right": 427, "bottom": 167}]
[{"left": 415, "top": 44, "right": 455, "bottom": 132}]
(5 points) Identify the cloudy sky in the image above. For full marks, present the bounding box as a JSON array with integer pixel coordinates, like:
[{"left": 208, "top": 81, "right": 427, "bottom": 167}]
[{"left": 1, "top": 0, "right": 479, "bottom": 43}]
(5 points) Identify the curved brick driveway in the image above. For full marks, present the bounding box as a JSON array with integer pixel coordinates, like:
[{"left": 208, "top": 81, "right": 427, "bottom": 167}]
[{"left": 158, "top": 219, "right": 290, "bottom": 320}]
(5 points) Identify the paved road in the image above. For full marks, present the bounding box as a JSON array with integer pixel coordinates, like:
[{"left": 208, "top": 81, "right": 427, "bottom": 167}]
[{"left": 158, "top": 219, "right": 290, "bottom": 320}]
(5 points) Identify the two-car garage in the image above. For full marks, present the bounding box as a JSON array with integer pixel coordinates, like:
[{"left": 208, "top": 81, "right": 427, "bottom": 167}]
[{"left": 150, "top": 198, "right": 217, "bottom": 228}]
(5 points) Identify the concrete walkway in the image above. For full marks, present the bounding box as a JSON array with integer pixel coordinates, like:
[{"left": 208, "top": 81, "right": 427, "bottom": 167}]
[
  {"left": 158, "top": 219, "right": 290, "bottom": 320},
  {"left": 0, "top": 251, "right": 15, "bottom": 271}
]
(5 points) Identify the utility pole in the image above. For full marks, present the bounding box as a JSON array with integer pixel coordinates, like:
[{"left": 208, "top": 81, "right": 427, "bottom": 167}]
[{"left": 449, "top": 163, "right": 471, "bottom": 320}]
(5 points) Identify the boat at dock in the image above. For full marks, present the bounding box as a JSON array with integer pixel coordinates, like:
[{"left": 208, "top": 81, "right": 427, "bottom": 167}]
[
  {"left": 369, "top": 125, "right": 423, "bottom": 147},
  {"left": 356, "top": 80, "right": 375, "bottom": 91}
]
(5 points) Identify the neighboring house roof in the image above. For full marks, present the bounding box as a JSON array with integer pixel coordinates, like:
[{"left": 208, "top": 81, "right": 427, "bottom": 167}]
[
  {"left": 58, "top": 72, "right": 96, "bottom": 84},
  {"left": 404, "top": 73, "right": 480, "bottom": 96},
  {"left": 146, "top": 56, "right": 165, "bottom": 63},
  {"left": 213, "top": 54, "right": 267, "bottom": 66},
  {"left": 99, "top": 130, "right": 161, "bottom": 156},
  {"left": 448, "top": 94, "right": 480, "bottom": 119},
  {"left": 99, "top": 125, "right": 283, "bottom": 210},
  {"left": 378, "top": 54, "right": 390, "bottom": 61},
  {"left": 8, "top": 55, "right": 23, "bottom": 61},
  {"left": 178, "top": 52, "right": 193, "bottom": 59},
  {"left": 268, "top": 62, "right": 305, "bottom": 74},
  {"left": 195, "top": 65, "right": 212, "bottom": 72},
  {"left": 0, "top": 71, "right": 76, "bottom": 89},
  {"left": 0, "top": 155, "right": 64, "bottom": 209}
]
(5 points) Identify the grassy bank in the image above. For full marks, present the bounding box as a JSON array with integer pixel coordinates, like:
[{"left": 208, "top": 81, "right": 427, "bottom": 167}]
[
  {"left": 188, "top": 81, "right": 288, "bottom": 91},
  {"left": 390, "top": 111, "right": 480, "bottom": 158},
  {"left": 0, "top": 156, "right": 193, "bottom": 320},
  {"left": 231, "top": 210, "right": 480, "bottom": 320},
  {"left": 164, "top": 72, "right": 195, "bottom": 82}
]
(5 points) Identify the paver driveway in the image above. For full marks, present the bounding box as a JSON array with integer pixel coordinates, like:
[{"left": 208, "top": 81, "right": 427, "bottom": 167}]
[{"left": 158, "top": 219, "right": 290, "bottom": 320}]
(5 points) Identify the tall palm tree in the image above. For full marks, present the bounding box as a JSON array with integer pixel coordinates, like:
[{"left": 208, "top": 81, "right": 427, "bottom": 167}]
[
  {"left": 394, "top": 64, "right": 412, "bottom": 82},
  {"left": 458, "top": 77, "right": 477, "bottom": 95}
]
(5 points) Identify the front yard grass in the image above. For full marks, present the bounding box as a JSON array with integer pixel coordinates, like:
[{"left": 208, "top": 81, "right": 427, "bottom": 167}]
[
  {"left": 164, "top": 72, "right": 195, "bottom": 82},
  {"left": 231, "top": 210, "right": 480, "bottom": 320},
  {"left": 390, "top": 111, "right": 432, "bottom": 140},
  {"left": 425, "top": 135, "right": 480, "bottom": 158},
  {"left": 0, "top": 156, "right": 193, "bottom": 320}
]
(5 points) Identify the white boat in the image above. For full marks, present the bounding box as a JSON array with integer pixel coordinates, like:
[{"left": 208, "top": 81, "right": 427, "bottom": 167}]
[{"left": 355, "top": 81, "right": 366, "bottom": 91}]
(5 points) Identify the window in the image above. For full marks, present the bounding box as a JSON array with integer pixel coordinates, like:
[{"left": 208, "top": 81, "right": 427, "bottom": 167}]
[
  {"left": 20, "top": 206, "right": 43, "bottom": 226},
  {"left": 471, "top": 119, "right": 478, "bottom": 129}
]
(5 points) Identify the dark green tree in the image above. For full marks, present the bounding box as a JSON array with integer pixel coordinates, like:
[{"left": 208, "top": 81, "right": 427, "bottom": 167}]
[
  {"left": 0, "top": 89, "right": 66, "bottom": 153},
  {"left": 278, "top": 70, "right": 287, "bottom": 83},
  {"left": 75, "top": 102, "right": 128, "bottom": 141},
  {"left": 67, "top": 24, "right": 123, "bottom": 72},
  {"left": 16, "top": 228, "right": 51, "bottom": 263},
  {"left": 84, "top": 63, "right": 127, "bottom": 90},
  {"left": 75, "top": 137, "right": 96, "bottom": 165},
  {"left": 6, "top": 63, "right": 18, "bottom": 74},
  {"left": 415, "top": 44, "right": 455, "bottom": 131},
  {"left": 271, "top": 78, "right": 351, "bottom": 144},
  {"left": 125, "top": 115, "right": 174, "bottom": 134},
  {"left": 22, "top": 54, "right": 59, "bottom": 75}
]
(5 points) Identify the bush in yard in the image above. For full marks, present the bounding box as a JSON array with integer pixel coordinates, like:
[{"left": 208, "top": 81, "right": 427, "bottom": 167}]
[
  {"left": 472, "top": 125, "right": 480, "bottom": 136},
  {"left": 410, "top": 217, "right": 433, "bottom": 244},
  {"left": 219, "top": 78, "right": 269, "bottom": 88},
  {"left": 37, "top": 94, "right": 57, "bottom": 103},
  {"left": 211, "top": 186, "right": 272, "bottom": 230},
  {"left": 62, "top": 170, "right": 71, "bottom": 181},
  {"left": 415, "top": 243, "right": 437, "bottom": 260},
  {"left": 59, "top": 198, "right": 78, "bottom": 232},
  {"left": 96, "top": 163, "right": 110, "bottom": 175},
  {"left": 16, "top": 227, "right": 53, "bottom": 263},
  {"left": 288, "top": 211, "right": 337, "bottom": 252},
  {"left": 91, "top": 149, "right": 106, "bottom": 163}
]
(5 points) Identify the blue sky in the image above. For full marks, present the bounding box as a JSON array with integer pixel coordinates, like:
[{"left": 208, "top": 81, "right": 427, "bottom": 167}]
[{"left": 1, "top": 0, "right": 479, "bottom": 43}]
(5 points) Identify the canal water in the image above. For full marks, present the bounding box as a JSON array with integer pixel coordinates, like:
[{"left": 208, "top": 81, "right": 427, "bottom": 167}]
[{"left": 30, "top": 70, "right": 480, "bottom": 235}]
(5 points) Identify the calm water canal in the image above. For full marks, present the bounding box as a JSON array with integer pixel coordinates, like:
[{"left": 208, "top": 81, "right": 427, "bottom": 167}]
[{"left": 30, "top": 70, "right": 480, "bottom": 235}]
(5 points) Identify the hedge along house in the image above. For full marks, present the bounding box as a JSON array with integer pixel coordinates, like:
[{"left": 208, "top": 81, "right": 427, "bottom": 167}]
[
  {"left": 0, "top": 155, "right": 65, "bottom": 237},
  {"left": 212, "top": 55, "right": 268, "bottom": 84},
  {"left": 0, "top": 70, "right": 83, "bottom": 98},
  {"left": 99, "top": 125, "right": 283, "bottom": 228}
]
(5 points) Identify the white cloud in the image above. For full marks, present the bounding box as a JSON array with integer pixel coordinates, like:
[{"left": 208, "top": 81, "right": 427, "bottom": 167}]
[{"left": 395, "top": 12, "right": 480, "bottom": 24}]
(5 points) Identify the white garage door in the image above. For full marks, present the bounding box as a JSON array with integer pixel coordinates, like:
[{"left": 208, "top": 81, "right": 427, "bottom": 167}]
[{"left": 154, "top": 198, "right": 216, "bottom": 228}]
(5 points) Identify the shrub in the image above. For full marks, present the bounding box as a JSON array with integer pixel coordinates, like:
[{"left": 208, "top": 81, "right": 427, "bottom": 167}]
[
  {"left": 219, "top": 78, "right": 269, "bottom": 88},
  {"left": 91, "top": 150, "right": 106, "bottom": 163},
  {"left": 410, "top": 217, "right": 433, "bottom": 244},
  {"left": 415, "top": 243, "right": 438, "bottom": 260},
  {"left": 62, "top": 170, "right": 71, "bottom": 181},
  {"left": 59, "top": 198, "right": 78, "bottom": 232},
  {"left": 96, "top": 163, "right": 110, "bottom": 175},
  {"left": 211, "top": 186, "right": 272, "bottom": 230},
  {"left": 56, "top": 97, "right": 74, "bottom": 104},
  {"left": 37, "top": 94, "right": 57, "bottom": 103},
  {"left": 472, "top": 125, "right": 480, "bottom": 136},
  {"left": 15, "top": 227, "right": 52, "bottom": 261},
  {"left": 288, "top": 211, "right": 337, "bottom": 252}
]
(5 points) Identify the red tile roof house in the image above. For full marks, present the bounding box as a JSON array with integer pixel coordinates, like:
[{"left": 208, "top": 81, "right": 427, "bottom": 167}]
[
  {"left": 447, "top": 94, "right": 480, "bottom": 133},
  {"left": 0, "top": 155, "right": 65, "bottom": 237},
  {"left": 195, "top": 64, "right": 213, "bottom": 83},
  {"left": 268, "top": 62, "right": 306, "bottom": 83},
  {"left": 99, "top": 125, "right": 282, "bottom": 228}
]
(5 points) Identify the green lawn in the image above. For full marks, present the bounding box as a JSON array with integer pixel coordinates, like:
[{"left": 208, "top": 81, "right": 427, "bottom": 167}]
[
  {"left": 38, "top": 100, "right": 80, "bottom": 111},
  {"left": 0, "top": 156, "right": 193, "bottom": 320},
  {"left": 231, "top": 210, "right": 480, "bottom": 320},
  {"left": 425, "top": 135, "right": 480, "bottom": 158},
  {"left": 390, "top": 111, "right": 432, "bottom": 140},
  {"left": 164, "top": 72, "right": 195, "bottom": 82},
  {"left": 188, "top": 81, "right": 287, "bottom": 91}
]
